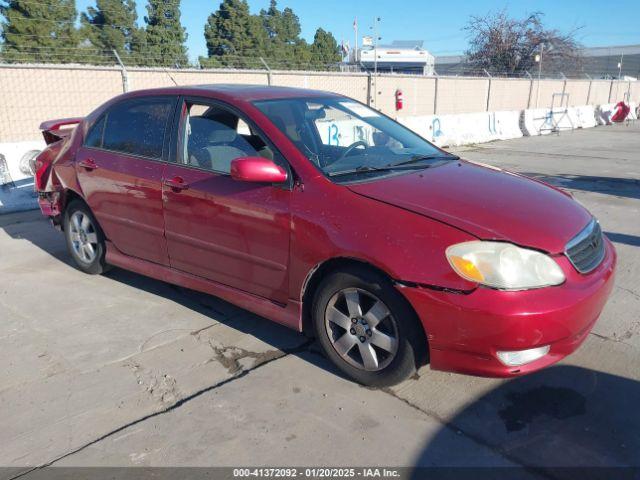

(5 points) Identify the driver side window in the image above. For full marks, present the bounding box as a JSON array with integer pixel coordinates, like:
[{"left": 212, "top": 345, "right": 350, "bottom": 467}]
[{"left": 182, "top": 103, "right": 275, "bottom": 174}]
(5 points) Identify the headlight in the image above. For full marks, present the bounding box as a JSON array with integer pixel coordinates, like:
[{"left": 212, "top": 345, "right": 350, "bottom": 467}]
[{"left": 446, "top": 241, "right": 565, "bottom": 290}]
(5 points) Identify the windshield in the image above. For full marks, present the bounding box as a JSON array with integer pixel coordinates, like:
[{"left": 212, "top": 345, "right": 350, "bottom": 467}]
[{"left": 252, "top": 97, "right": 457, "bottom": 181}]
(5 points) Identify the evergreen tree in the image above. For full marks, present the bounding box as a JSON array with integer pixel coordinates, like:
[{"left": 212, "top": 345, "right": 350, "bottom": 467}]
[
  {"left": 259, "top": 0, "right": 305, "bottom": 67},
  {"left": 310, "top": 28, "right": 340, "bottom": 68},
  {"left": 201, "top": 0, "right": 341, "bottom": 71},
  {"left": 0, "top": 0, "right": 79, "bottom": 63},
  {"left": 143, "top": 0, "right": 188, "bottom": 67},
  {"left": 203, "top": 0, "right": 266, "bottom": 68},
  {"left": 80, "top": 0, "right": 146, "bottom": 65}
]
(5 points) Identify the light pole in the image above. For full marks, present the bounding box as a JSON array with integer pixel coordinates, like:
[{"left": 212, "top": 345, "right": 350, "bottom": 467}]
[
  {"left": 371, "top": 17, "right": 381, "bottom": 76},
  {"left": 369, "top": 17, "right": 381, "bottom": 108},
  {"left": 618, "top": 53, "right": 624, "bottom": 79},
  {"left": 535, "top": 43, "right": 544, "bottom": 108}
]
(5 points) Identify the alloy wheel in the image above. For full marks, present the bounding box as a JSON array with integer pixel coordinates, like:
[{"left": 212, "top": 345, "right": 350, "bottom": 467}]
[
  {"left": 69, "top": 211, "right": 99, "bottom": 264},
  {"left": 324, "top": 287, "right": 399, "bottom": 371}
]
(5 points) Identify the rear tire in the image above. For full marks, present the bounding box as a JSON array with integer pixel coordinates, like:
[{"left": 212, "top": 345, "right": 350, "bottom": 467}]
[
  {"left": 312, "top": 266, "right": 426, "bottom": 387},
  {"left": 63, "top": 200, "right": 108, "bottom": 275}
]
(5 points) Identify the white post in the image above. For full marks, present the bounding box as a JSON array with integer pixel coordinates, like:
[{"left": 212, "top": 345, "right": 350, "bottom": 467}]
[
  {"left": 535, "top": 44, "right": 544, "bottom": 108},
  {"left": 373, "top": 17, "right": 379, "bottom": 77},
  {"left": 259, "top": 57, "right": 272, "bottom": 85},
  {"left": 112, "top": 49, "right": 129, "bottom": 93},
  {"left": 354, "top": 17, "right": 358, "bottom": 64}
]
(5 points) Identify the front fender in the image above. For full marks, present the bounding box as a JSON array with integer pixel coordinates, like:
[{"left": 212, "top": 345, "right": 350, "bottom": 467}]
[{"left": 288, "top": 178, "right": 478, "bottom": 301}]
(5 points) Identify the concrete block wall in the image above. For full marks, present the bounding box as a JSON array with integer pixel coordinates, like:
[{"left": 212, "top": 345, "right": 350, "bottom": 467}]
[
  {"left": 630, "top": 81, "right": 640, "bottom": 104},
  {"left": 435, "top": 78, "right": 490, "bottom": 115},
  {"left": 589, "top": 81, "right": 614, "bottom": 104},
  {"left": 373, "top": 76, "right": 436, "bottom": 116},
  {"left": 0, "top": 65, "right": 123, "bottom": 142},
  {"left": 488, "top": 79, "right": 531, "bottom": 111},
  {"left": 530, "top": 80, "right": 566, "bottom": 109},
  {"left": 1, "top": 63, "right": 639, "bottom": 143},
  {"left": 127, "top": 69, "right": 270, "bottom": 91},
  {"left": 563, "top": 80, "right": 591, "bottom": 106},
  {"left": 272, "top": 72, "right": 369, "bottom": 104}
]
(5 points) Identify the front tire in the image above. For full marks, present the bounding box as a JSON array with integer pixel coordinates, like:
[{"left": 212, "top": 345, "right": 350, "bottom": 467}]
[
  {"left": 63, "top": 200, "right": 108, "bottom": 275},
  {"left": 312, "top": 266, "right": 426, "bottom": 387}
]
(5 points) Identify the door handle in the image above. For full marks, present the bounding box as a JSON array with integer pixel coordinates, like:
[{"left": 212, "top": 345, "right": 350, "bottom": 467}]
[
  {"left": 78, "top": 158, "right": 98, "bottom": 171},
  {"left": 163, "top": 176, "right": 189, "bottom": 191}
]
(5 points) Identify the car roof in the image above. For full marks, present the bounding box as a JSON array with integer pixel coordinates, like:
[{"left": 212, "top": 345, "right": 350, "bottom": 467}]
[{"left": 120, "top": 84, "right": 343, "bottom": 103}]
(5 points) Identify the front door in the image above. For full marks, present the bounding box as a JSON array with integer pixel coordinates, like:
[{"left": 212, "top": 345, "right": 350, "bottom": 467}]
[
  {"left": 76, "top": 96, "right": 177, "bottom": 265},
  {"left": 162, "top": 98, "right": 292, "bottom": 304}
]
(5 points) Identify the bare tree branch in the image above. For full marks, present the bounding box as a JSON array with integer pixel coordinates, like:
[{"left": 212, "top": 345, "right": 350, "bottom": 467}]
[{"left": 464, "top": 10, "right": 583, "bottom": 76}]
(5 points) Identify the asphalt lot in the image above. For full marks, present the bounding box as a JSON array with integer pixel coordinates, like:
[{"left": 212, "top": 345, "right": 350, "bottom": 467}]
[{"left": 1, "top": 123, "right": 639, "bottom": 475}]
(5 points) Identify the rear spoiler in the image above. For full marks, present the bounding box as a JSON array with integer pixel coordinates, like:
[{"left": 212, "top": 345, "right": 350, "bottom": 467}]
[{"left": 39, "top": 117, "right": 83, "bottom": 145}]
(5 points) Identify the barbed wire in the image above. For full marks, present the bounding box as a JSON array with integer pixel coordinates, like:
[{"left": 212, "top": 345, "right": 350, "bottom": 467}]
[{"left": 6, "top": 0, "right": 181, "bottom": 10}]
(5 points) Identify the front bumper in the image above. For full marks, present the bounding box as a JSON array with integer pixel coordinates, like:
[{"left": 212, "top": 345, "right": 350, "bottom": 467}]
[{"left": 399, "top": 237, "right": 617, "bottom": 377}]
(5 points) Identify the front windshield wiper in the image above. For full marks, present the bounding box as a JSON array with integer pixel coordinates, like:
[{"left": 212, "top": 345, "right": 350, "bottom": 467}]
[
  {"left": 327, "top": 165, "right": 393, "bottom": 177},
  {"left": 387, "top": 153, "right": 460, "bottom": 168},
  {"left": 327, "top": 153, "right": 459, "bottom": 178}
]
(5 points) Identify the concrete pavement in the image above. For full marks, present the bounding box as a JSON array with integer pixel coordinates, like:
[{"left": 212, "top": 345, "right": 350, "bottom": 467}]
[{"left": 1, "top": 123, "right": 638, "bottom": 476}]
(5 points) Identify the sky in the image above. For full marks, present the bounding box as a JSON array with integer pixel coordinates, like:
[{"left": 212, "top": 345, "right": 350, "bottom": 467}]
[{"left": 75, "top": 0, "right": 640, "bottom": 62}]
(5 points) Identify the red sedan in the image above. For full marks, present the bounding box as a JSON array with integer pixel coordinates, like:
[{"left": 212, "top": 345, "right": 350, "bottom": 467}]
[{"left": 34, "top": 85, "right": 616, "bottom": 386}]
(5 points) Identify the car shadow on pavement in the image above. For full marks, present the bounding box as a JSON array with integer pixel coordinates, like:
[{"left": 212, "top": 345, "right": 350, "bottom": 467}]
[
  {"left": 412, "top": 365, "right": 640, "bottom": 475},
  {"left": 0, "top": 211, "right": 346, "bottom": 379},
  {"left": 99, "top": 266, "right": 352, "bottom": 376},
  {"left": 604, "top": 232, "right": 640, "bottom": 248},
  {"left": 105, "top": 266, "right": 314, "bottom": 346},
  {"left": 521, "top": 173, "right": 640, "bottom": 201}
]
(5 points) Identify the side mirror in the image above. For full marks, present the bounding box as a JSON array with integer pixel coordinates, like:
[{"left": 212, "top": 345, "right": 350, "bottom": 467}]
[{"left": 230, "top": 156, "right": 288, "bottom": 184}]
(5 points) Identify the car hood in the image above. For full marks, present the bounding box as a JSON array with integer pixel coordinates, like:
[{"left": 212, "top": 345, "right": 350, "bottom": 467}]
[{"left": 347, "top": 160, "right": 592, "bottom": 254}]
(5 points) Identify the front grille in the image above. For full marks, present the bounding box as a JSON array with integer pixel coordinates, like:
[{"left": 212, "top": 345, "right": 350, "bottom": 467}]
[{"left": 565, "top": 219, "right": 605, "bottom": 273}]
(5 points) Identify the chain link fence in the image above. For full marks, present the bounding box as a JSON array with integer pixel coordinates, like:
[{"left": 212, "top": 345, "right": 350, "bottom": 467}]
[
  {"left": 434, "top": 46, "right": 640, "bottom": 80},
  {"left": 1, "top": 57, "right": 639, "bottom": 143}
]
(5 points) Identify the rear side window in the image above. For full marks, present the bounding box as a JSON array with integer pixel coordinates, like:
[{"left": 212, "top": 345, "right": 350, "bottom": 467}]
[
  {"left": 85, "top": 116, "right": 105, "bottom": 148},
  {"left": 100, "top": 97, "right": 175, "bottom": 158}
]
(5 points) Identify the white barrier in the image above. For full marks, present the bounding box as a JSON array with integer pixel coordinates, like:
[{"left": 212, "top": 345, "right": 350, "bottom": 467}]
[
  {"left": 0, "top": 140, "right": 45, "bottom": 214},
  {"left": 491, "top": 110, "right": 523, "bottom": 140},
  {"left": 571, "top": 105, "right": 597, "bottom": 129},
  {"left": 521, "top": 108, "right": 549, "bottom": 136},
  {"left": 521, "top": 106, "right": 600, "bottom": 135},
  {"left": 522, "top": 108, "right": 568, "bottom": 136},
  {"left": 402, "top": 104, "right": 603, "bottom": 144},
  {"left": 398, "top": 110, "right": 523, "bottom": 147}
]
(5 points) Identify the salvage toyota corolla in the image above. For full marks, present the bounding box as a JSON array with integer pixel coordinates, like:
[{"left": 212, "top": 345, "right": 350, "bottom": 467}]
[{"left": 34, "top": 85, "right": 616, "bottom": 386}]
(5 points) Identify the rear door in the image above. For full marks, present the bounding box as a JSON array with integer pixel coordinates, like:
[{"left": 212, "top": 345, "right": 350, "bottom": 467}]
[
  {"left": 162, "top": 97, "right": 292, "bottom": 304},
  {"left": 75, "top": 96, "right": 178, "bottom": 265}
]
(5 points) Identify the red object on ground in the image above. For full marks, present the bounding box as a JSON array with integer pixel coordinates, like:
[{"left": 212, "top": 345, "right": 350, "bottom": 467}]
[
  {"left": 611, "top": 101, "right": 631, "bottom": 122},
  {"left": 33, "top": 84, "right": 616, "bottom": 380}
]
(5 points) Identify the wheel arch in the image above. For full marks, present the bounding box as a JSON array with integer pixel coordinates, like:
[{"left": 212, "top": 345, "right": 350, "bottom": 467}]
[
  {"left": 60, "top": 189, "right": 107, "bottom": 239},
  {"left": 300, "top": 257, "right": 428, "bottom": 361}
]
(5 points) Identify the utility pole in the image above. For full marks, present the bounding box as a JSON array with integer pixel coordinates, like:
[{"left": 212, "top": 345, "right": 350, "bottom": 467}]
[
  {"left": 354, "top": 17, "right": 358, "bottom": 65},
  {"left": 368, "top": 16, "right": 381, "bottom": 109},
  {"left": 372, "top": 16, "right": 381, "bottom": 76}
]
